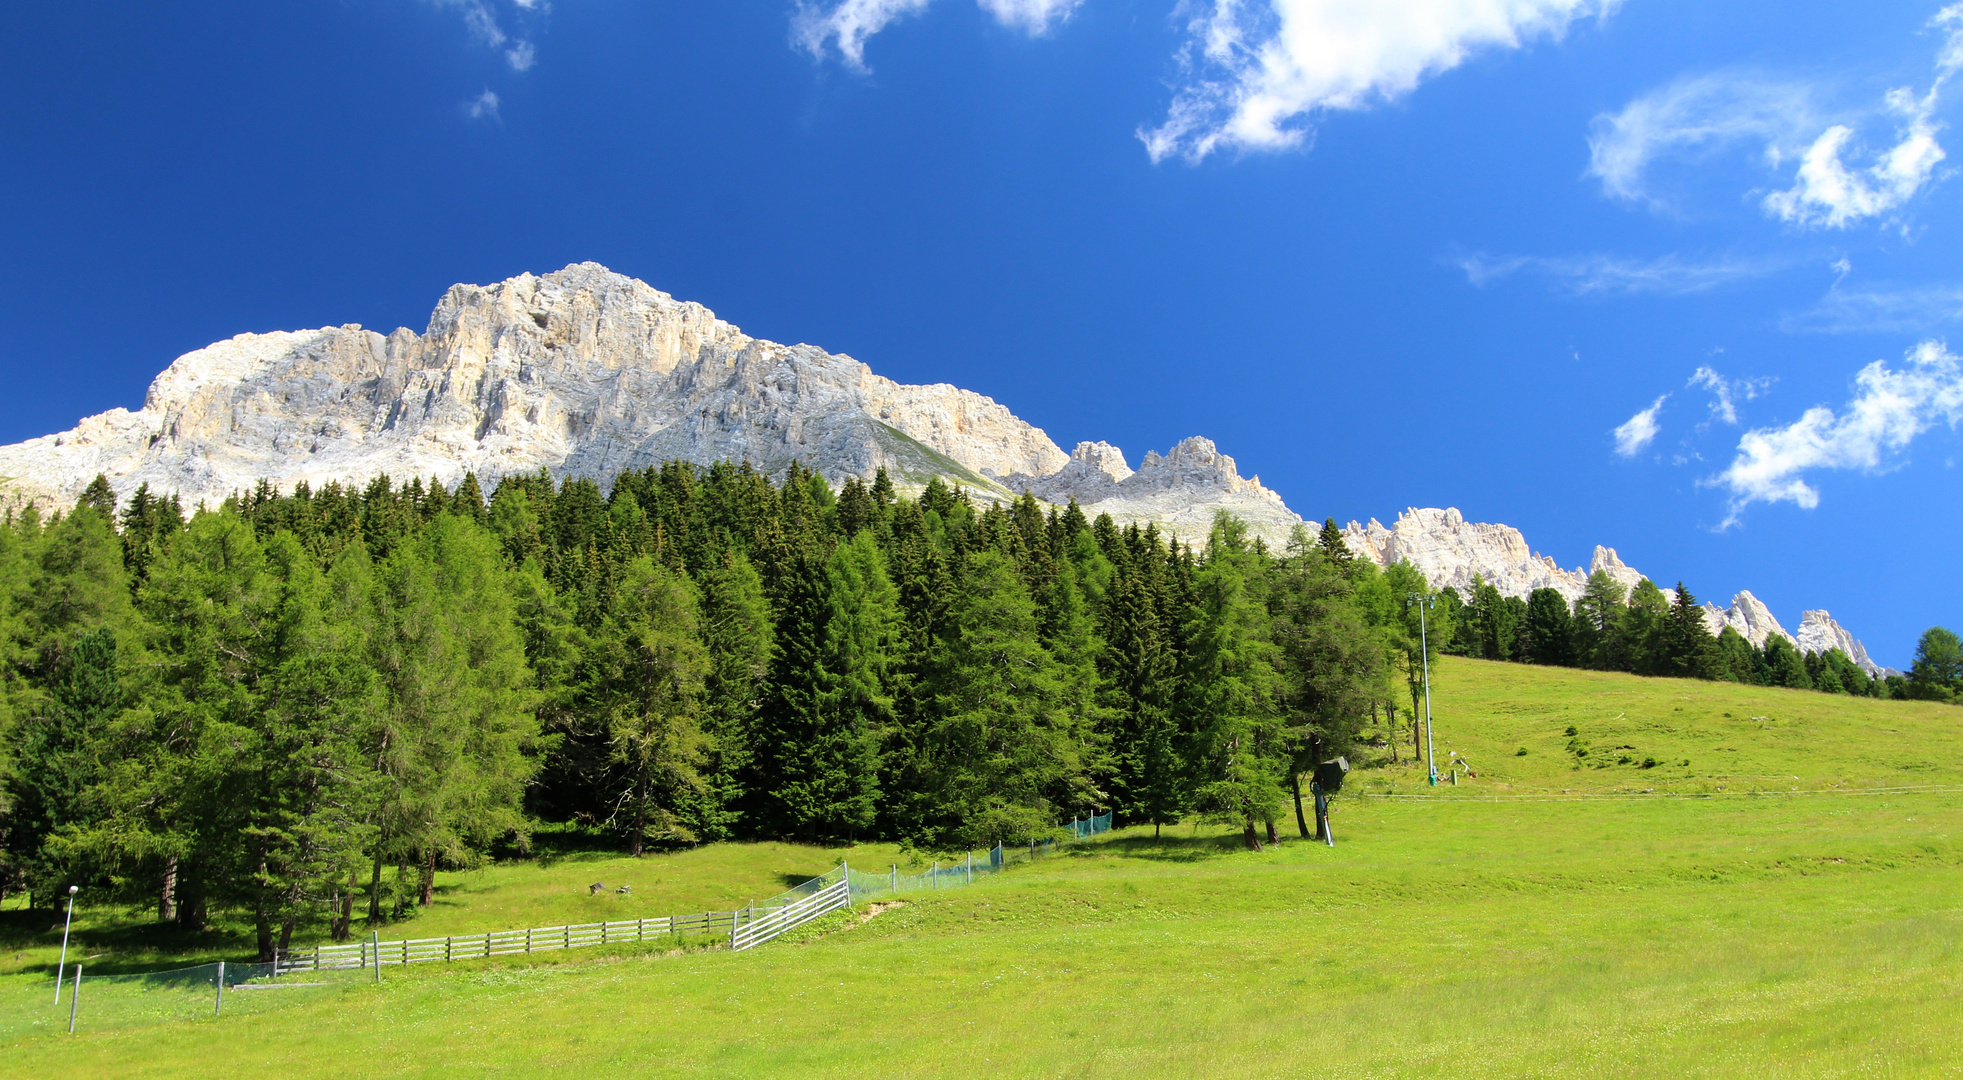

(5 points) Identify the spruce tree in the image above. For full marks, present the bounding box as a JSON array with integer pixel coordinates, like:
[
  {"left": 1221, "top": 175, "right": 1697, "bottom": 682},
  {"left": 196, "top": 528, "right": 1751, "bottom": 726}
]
[
  {"left": 1182, "top": 514, "right": 1286, "bottom": 851},
  {"left": 597, "top": 557, "right": 707, "bottom": 855},
  {"left": 694, "top": 552, "right": 773, "bottom": 840},
  {"left": 754, "top": 532, "right": 895, "bottom": 841}
]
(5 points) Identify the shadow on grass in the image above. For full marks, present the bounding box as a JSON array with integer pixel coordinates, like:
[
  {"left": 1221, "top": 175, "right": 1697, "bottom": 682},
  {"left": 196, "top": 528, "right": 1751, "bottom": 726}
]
[
  {"left": 1, "top": 907, "right": 260, "bottom": 977},
  {"left": 1090, "top": 831, "right": 1259, "bottom": 863}
]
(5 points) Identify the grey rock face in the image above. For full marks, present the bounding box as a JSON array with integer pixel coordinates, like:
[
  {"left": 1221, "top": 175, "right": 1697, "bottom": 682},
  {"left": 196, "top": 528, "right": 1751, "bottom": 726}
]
[
  {"left": 0, "top": 262, "right": 1890, "bottom": 669},
  {"left": 1336, "top": 508, "right": 1888, "bottom": 675},
  {"left": 0, "top": 263, "right": 1299, "bottom": 546},
  {"left": 1340, "top": 508, "right": 1591, "bottom": 602}
]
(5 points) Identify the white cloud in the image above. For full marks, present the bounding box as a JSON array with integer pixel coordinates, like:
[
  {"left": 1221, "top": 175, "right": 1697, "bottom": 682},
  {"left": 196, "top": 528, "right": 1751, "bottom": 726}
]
[
  {"left": 1786, "top": 281, "right": 1963, "bottom": 333},
  {"left": 1711, "top": 340, "right": 1963, "bottom": 523},
  {"left": 1613, "top": 395, "right": 1667, "bottom": 456},
  {"left": 466, "top": 89, "right": 501, "bottom": 121},
  {"left": 1140, "top": 0, "right": 1612, "bottom": 164},
  {"left": 1586, "top": 73, "right": 1820, "bottom": 210},
  {"left": 1687, "top": 366, "right": 1772, "bottom": 425},
  {"left": 430, "top": 0, "right": 542, "bottom": 72},
  {"left": 796, "top": 0, "right": 1079, "bottom": 70},
  {"left": 1760, "top": 89, "right": 1946, "bottom": 227},
  {"left": 1457, "top": 251, "right": 1788, "bottom": 295},
  {"left": 1591, "top": 8, "right": 1963, "bottom": 228},
  {"left": 977, "top": 0, "right": 1081, "bottom": 34}
]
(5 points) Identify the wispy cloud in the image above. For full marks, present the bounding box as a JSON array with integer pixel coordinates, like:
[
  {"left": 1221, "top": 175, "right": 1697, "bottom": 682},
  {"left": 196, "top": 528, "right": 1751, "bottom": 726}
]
[
  {"left": 1590, "top": 7, "right": 1963, "bottom": 228},
  {"left": 1687, "top": 366, "right": 1773, "bottom": 425},
  {"left": 1456, "top": 251, "right": 1790, "bottom": 295},
  {"left": 1710, "top": 340, "right": 1963, "bottom": 524},
  {"left": 431, "top": 0, "right": 544, "bottom": 71},
  {"left": 1614, "top": 395, "right": 1667, "bottom": 456},
  {"left": 1786, "top": 281, "right": 1963, "bottom": 333},
  {"left": 466, "top": 89, "right": 501, "bottom": 122},
  {"left": 796, "top": 0, "right": 1079, "bottom": 70},
  {"left": 1586, "top": 73, "right": 1821, "bottom": 211},
  {"left": 1141, "top": 0, "right": 1611, "bottom": 164}
]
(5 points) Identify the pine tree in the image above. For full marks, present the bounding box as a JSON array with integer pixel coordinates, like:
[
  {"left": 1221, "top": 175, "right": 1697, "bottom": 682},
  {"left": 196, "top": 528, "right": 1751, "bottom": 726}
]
[
  {"left": 754, "top": 532, "right": 895, "bottom": 840},
  {"left": 597, "top": 557, "right": 707, "bottom": 855},
  {"left": 922, "top": 550, "right": 1075, "bottom": 847},
  {"left": 1909, "top": 627, "right": 1962, "bottom": 701},
  {"left": 1182, "top": 514, "right": 1286, "bottom": 851},
  {"left": 694, "top": 552, "right": 772, "bottom": 841},
  {"left": 1662, "top": 583, "right": 1720, "bottom": 680},
  {"left": 1522, "top": 588, "right": 1575, "bottom": 666}
]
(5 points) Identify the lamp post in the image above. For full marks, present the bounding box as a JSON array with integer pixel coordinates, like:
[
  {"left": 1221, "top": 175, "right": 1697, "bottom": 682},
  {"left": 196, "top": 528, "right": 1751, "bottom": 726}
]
[
  {"left": 54, "top": 884, "right": 78, "bottom": 1004},
  {"left": 1406, "top": 594, "right": 1438, "bottom": 786}
]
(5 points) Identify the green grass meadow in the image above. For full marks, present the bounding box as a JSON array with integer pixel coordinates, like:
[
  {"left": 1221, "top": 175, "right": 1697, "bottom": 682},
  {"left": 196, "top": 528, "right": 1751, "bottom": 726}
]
[{"left": 5, "top": 656, "right": 1962, "bottom": 1076}]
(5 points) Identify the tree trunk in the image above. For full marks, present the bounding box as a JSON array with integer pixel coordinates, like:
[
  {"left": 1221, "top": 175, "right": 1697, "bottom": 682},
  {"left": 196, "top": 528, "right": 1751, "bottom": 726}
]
[
  {"left": 1290, "top": 770, "right": 1310, "bottom": 838},
  {"left": 1242, "top": 819, "right": 1264, "bottom": 852},
  {"left": 333, "top": 869, "right": 356, "bottom": 941},
  {"left": 1413, "top": 698, "right": 1423, "bottom": 761},
  {"left": 631, "top": 779, "right": 646, "bottom": 858},
  {"left": 1386, "top": 702, "right": 1399, "bottom": 763},
  {"left": 278, "top": 916, "right": 297, "bottom": 959},
  {"left": 1265, "top": 818, "right": 1278, "bottom": 845},
  {"left": 419, "top": 849, "right": 436, "bottom": 906},
  {"left": 367, "top": 850, "right": 385, "bottom": 922},
  {"left": 159, "top": 856, "right": 178, "bottom": 924},
  {"left": 255, "top": 910, "right": 275, "bottom": 963}
]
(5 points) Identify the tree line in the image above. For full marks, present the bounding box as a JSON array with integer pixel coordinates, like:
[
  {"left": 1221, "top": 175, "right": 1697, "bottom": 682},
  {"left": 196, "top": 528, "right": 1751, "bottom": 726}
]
[
  {"left": 1, "top": 468, "right": 1422, "bottom": 957},
  {"left": 1434, "top": 572, "right": 1962, "bottom": 702},
  {"left": 4, "top": 466, "right": 1952, "bottom": 956}
]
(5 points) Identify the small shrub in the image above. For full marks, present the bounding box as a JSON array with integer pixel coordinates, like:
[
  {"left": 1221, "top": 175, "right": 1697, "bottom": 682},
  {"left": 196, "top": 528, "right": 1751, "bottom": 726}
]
[
  {"left": 1564, "top": 725, "right": 1578, "bottom": 737},
  {"left": 1515, "top": 746, "right": 1530, "bottom": 756},
  {"left": 1641, "top": 757, "right": 1659, "bottom": 769}
]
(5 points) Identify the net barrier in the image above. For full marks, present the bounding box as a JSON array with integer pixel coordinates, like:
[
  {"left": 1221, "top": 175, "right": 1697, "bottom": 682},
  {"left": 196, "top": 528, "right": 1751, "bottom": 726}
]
[{"left": 1, "top": 961, "right": 374, "bottom": 1040}]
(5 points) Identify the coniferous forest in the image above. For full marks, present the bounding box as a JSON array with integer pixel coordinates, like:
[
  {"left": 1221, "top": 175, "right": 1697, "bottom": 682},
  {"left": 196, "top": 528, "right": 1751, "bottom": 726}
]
[{"left": 0, "top": 465, "right": 1956, "bottom": 959}]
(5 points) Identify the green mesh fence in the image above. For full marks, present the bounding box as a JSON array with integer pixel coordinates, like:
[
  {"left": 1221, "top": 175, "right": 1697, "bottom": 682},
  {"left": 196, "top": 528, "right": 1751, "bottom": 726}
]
[
  {"left": 747, "top": 811, "right": 1115, "bottom": 909},
  {"left": 1, "top": 960, "right": 373, "bottom": 1040},
  {"left": 5, "top": 811, "right": 1117, "bottom": 1037}
]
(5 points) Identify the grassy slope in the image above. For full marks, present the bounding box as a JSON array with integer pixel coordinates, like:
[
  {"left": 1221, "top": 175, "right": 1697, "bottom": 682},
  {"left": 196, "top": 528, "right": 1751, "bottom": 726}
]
[{"left": 6, "top": 658, "right": 1963, "bottom": 1076}]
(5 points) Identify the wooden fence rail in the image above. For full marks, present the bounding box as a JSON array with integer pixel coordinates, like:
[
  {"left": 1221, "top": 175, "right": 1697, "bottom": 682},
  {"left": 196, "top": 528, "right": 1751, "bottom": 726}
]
[{"left": 277, "top": 908, "right": 781, "bottom": 973}]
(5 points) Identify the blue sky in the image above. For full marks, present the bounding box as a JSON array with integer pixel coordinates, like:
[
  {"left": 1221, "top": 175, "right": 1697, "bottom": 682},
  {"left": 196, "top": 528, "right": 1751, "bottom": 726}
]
[{"left": 4, "top": 0, "right": 1961, "bottom": 665}]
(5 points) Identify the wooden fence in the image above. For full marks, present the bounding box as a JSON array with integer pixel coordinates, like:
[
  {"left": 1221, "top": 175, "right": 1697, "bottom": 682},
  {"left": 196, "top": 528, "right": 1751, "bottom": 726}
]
[
  {"left": 277, "top": 865, "right": 860, "bottom": 972},
  {"left": 279, "top": 908, "right": 761, "bottom": 972}
]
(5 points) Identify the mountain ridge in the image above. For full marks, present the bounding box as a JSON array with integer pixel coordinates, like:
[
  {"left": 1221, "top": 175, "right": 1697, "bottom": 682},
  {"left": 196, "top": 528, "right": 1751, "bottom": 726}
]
[{"left": 0, "top": 262, "right": 1887, "bottom": 672}]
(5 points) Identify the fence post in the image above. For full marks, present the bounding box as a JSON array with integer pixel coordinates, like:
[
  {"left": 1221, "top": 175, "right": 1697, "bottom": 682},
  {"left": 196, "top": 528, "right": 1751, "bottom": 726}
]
[
  {"left": 965, "top": 852, "right": 972, "bottom": 885},
  {"left": 931, "top": 861, "right": 937, "bottom": 888},
  {"left": 374, "top": 932, "right": 381, "bottom": 983},
  {"left": 892, "top": 864, "right": 897, "bottom": 894},
  {"left": 215, "top": 961, "right": 224, "bottom": 1016},
  {"left": 843, "top": 861, "right": 852, "bottom": 910},
  {"left": 485, "top": 932, "right": 492, "bottom": 958},
  {"left": 67, "top": 964, "right": 81, "bottom": 1033},
  {"left": 445, "top": 936, "right": 452, "bottom": 962}
]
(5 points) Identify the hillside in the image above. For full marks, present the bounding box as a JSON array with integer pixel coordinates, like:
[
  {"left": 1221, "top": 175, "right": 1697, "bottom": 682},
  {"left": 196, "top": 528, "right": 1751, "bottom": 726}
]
[{"left": 5, "top": 661, "right": 1960, "bottom": 1075}]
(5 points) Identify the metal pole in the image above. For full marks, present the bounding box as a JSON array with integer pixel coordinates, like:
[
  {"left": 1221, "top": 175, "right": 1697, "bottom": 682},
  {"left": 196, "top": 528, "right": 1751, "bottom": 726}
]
[
  {"left": 215, "top": 961, "right": 224, "bottom": 1016},
  {"left": 67, "top": 964, "right": 81, "bottom": 1033},
  {"left": 1416, "top": 596, "right": 1438, "bottom": 786},
  {"left": 842, "top": 860, "right": 852, "bottom": 909},
  {"left": 54, "top": 885, "right": 77, "bottom": 1003},
  {"left": 891, "top": 864, "right": 897, "bottom": 894}
]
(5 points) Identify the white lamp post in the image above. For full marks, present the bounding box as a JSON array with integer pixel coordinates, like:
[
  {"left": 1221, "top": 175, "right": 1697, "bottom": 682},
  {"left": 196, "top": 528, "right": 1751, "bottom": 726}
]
[
  {"left": 1407, "top": 594, "right": 1438, "bottom": 786},
  {"left": 54, "top": 884, "right": 78, "bottom": 1004}
]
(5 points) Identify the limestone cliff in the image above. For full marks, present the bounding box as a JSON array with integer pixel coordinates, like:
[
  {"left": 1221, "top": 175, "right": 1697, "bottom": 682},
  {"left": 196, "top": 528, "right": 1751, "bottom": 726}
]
[
  {"left": 0, "top": 262, "right": 1891, "bottom": 671},
  {"left": 0, "top": 263, "right": 1299, "bottom": 547},
  {"left": 1338, "top": 508, "right": 1888, "bottom": 677}
]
